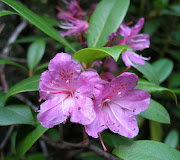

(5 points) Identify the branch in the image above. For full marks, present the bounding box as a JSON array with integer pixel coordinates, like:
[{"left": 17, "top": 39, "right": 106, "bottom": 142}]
[
  {"left": 0, "top": 125, "right": 14, "bottom": 151},
  {"left": 14, "top": 94, "right": 37, "bottom": 110},
  {"left": 41, "top": 135, "right": 122, "bottom": 160}
]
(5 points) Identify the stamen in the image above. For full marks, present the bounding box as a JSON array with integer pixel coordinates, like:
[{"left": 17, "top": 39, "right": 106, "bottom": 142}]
[
  {"left": 38, "top": 98, "right": 42, "bottom": 102},
  {"left": 99, "top": 133, "right": 107, "bottom": 151},
  {"left": 126, "top": 21, "right": 133, "bottom": 26},
  {"left": 66, "top": 80, "right": 70, "bottom": 83},
  {"left": 116, "top": 66, "right": 131, "bottom": 76},
  {"left": 114, "top": 37, "right": 126, "bottom": 43},
  {"left": 104, "top": 92, "right": 121, "bottom": 100},
  {"left": 46, "top": 91, "right": 70, "bottom": 94}
]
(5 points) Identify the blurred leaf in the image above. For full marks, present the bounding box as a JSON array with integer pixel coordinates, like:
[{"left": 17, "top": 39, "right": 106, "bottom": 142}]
[
  {"left": 17, "top": 123, "right": 48, "bottom": 157},
  {"left": 136, "top": 79, "right": 177, "bottom": 104},
  {"left": 74, "top": 45, "right": 132, "bottom": 64},
  {"left": 0, "top": 10, "right": 17, "bottom": 16},
  {"left": 27, "top": 153, "right": 46, "bottom": 160},
  {"left": 101, "top": 132, "right": 133, "bottom": 148},
  {"left": 136, "top": 62, "right": 160, "bottom": 85},
  {"left": 144, "top": 19, "right": 160, "bottom": 36},
  {"left": 77, "top": 152, "right": 105, "bottom": 160},
  {"left": 150, "top": 121, "right": 163, "bottom": 141},
  {"left": 65, "top": 42, "right": 83, "bottom": 56},
  {"left": 0, "top": 58, "right": 27, "bottom": 71},
  {"left": 152, "top": 58, "right": 173, "bottom": 83},
  {"left": 46, "top": 128, "right": 60, "bottom": 141},
  {"left": 34, "top": 62, "right": 49, "bottom": 73},
  {"left": 5, "top": 75, "right": 40, "bottom": 102},
  {"left": 164, "top": 129, "right": 179, "bottom": 148},
  {"left": 88, "top": 0, "right": 130, "bottom": 47},
  {"left": 10, "top": 131, "right": 17, "bottom": 154},
  {"left": 0, "top": 105, "right": 34, "bottom": 125},
  {"left": 172, "top": 30, "right": 180, "bottom": 41},
  {"left": 140, "top": 99, "right": 170, "bottom": 124},
  {"left": 1, "top": 0, "right": 75, "bottom": 52},
  {"left": 0, "top": 91, "right": 6, "bottom": 106},
  {"left": 169, "top": 72, "right": 180, "bottom": 88},
  {"left": 172, "top": 89, "right": 180, "bottom": 95},
  {"left": 113, "top": 140, "right": 180, "bottom": 160},
  {"left": 1, "top": 156, "right": 18, "bottom": 160},
  {"left": 160, "top": 8, "right": 180, "bottom": 17},
  {"left": 27, "top": 40, "right": 46, "bottom": 71},
  {"left": 14, "top": 35, "right": 50, "bottom": 44}
]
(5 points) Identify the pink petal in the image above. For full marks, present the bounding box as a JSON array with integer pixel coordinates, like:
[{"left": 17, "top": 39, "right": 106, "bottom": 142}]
[
  {"left": 104, "top": 102, "right": 139, "bottom": 138},
  {"left": 85, "top": 104, "right": 107, "bottom": 138},
  {"left": 70, "top": 95, "right": 96, "bottom": 125},
  {"left": 111, "top": 89, "right": 151, "bottom": 115},
  {"left": 37, "top": 94, "right": 72, "bottom": 128},
  {"left": 130, "top": 18, "right": 144, "bottom": 37}
]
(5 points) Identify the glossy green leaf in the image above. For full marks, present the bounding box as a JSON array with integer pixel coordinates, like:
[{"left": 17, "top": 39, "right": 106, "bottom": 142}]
[
  {"left": 136, "top": 79, "right": 177, "bottom": 104},
  {"left": 34, "top": 62, "right": 49, "bottom": 73},
  {"left": 113, "top": 140, "right": 180, "bottom": 160},
  {"left": 0, "top": 58, "right": 27, "bottom": 71},
  {"left": 140, "top": 99, "right": 170, "bottom": 124},
  {"left": 152, "top": 58, "right": 173, "bottom": 83},
  {"left": 87, "top": 0, "right": 130, "bottom": 47},
  {"left": 136, "top": 62, "right": 159, "bottom": 85},
  {"left": 1, "top": 0, "right": 75, "bottom": 52},
  {"left": 164, "top": 129, "right": 179, "bottom": 148},
  {"left": 27, "top": 40, "right": 46, "bottom": 71},
  {"left": 5, "top": 75, "right": 40, "bottom": 101},
  {"left": 0, "top": 105, "right": 34, "bottom": 125},
  {"left": 150, "top": 121, "right": 163, "bottom": 141},
  {"left": 0, "top": 10, "right": 17, "bottom": 17},
  {"left": 74, "top": 45, "right": 132, "bottom": 64},
  {"left": 17, "top": 123, "right": 48, "bottom": 157}
]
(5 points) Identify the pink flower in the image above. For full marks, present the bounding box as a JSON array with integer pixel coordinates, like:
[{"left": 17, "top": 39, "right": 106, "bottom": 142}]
[
  {"left": 85, "top": 72, "right": 150, "bottom": 138},
  {"left": 59, "top": 17, "right": 89, "bottom": 37},
  {"left": 117, "top": 18, "right": 150, "bottom": 51},
  {"left": 57, "top": 0, "right": 86, "bottom": 20},
  {"left": 122, "top": 50, "right": 150, "bottom": 67},
  {"left": 37, "top": 53, "right": 100, "bottom": 128}
]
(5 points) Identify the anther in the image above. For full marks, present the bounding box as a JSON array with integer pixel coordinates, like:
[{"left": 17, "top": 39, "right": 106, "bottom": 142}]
[{"left": 66, "top": 80, "right": 69, "bottom": 83}]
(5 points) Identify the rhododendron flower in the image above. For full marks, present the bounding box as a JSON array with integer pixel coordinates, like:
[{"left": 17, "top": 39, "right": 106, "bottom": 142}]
[
  {"left": 37, "top": 53, "right": 100, "bottom": 128},
  {"left": 85, "top": 72, "right": 150, "bottom": 138},
  {"left": 116, "top": 18, "right": 150, "bottom": 51},
  {"left": 122, "top": 50, "right": 150, "bottom": 67},
  {"left": 59, "top": 17, "right": 89, "bottom": 37},
  {"left": 57, "top": 0, "right": 86, "bottom": 20}
]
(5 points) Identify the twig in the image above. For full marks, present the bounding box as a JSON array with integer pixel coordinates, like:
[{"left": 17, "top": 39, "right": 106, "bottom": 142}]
[
  {"left": 39, "top": 140, "right": 49, "bottom": 160},
  {"left": 0, "top": 24, "right": 6, "bottom": 34},
  {"left": 0, "top": 55, "right": 26, "bottom": 63},
  {"left": 41, "top": 135, "right": 122, "bottom": 160},
  {"left": 0, "top": 125, "right": 14, "bottom": 151},
  {"left": 14, "top": 94, "right": 37, "bottom": 110},
  {"left": 58, "top": 124, "right": 64, "bottom": 141},
  {"left": 1, "top": 19, "right": 27, "bottom": 56}
]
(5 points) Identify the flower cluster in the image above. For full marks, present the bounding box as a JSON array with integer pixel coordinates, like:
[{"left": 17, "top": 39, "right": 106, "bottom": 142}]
[
  {"left": 37, "top": 53, "right": 150, "bottom": 142},
  {"left": 108, "top": 18, "right": 150, "bottom": 68},
  {"left": 56, "top": 0, "right": 88, "bottom": 38}
]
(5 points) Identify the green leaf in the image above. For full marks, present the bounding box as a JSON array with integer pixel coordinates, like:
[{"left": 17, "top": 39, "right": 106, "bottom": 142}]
[
  {"left": 169, "top": 72, "right": 180, "bottom": 88},
  {"left": 27, "top": 40, "right": 46, "bottom": 71},
  {"left": 34, "top": 62, "right": 49, "bottom": 73},
  {"left": 1, "top": 0, "right": 75, "bottom": 52},
  {"left": 0, "top": 105, "right": 34, "bottom": 125},
  {"left": 87, "top": 0, "right": 130, "bottom": 48},
  {"left": 5, "top": 75, "right": 40, "bottom": 102},
  {"left": 143, "top": 19, "right": 160, "bottom": 36},
  {"left": 136, "top": 79, "right": 177, "bottom": 104},
  {"left": 164, "top": 129, "right": 179, "bottom": 148},
  {"left": 0, "top": 10, "right": 18, "bottom": 17},
  {"left": 113, "top": 140, "right": 180, "bottom": 160},
  {"left": 0, "top": 58, "right": 27, "bottom": 71},
  {"left": 17, "top": 123, "right": 48, "bottom": 157},
  {"left": 140, "top": 99, "right": 170, "bottom": 124},
  {"left": 101, "top": 132, "right": 133, "bottom": 148},
  {"left": 150, "top": 121, "right": 163, "bottom": 141},
  {"left": 74, "top": 45, "right": 132, "bottom": 64},
  {"left": 136, "top": 62, "right": 160, "bottom": 85},
  {"left": 0, "top": 91, "right": 6, "bottom": 106},
  {"left": 152, "top": 58, "right": 173, "bottom": 83}
]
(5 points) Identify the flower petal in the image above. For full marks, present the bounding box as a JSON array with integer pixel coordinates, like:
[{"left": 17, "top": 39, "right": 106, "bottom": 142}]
[
  {"left": 112, "top": 89, "right": 151, "bottom": 115},
  {"left": 70, "top": 95, "right": 96, "bottom": 125},
  {"left": 104, "top": 102, "right": 139, "bottom": 138},
  {"left": 37, "top": 93, "right": 72, "bottom": 128},
  {"left": 130, "top": 18, "right": 144, "bottom": 36}
]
